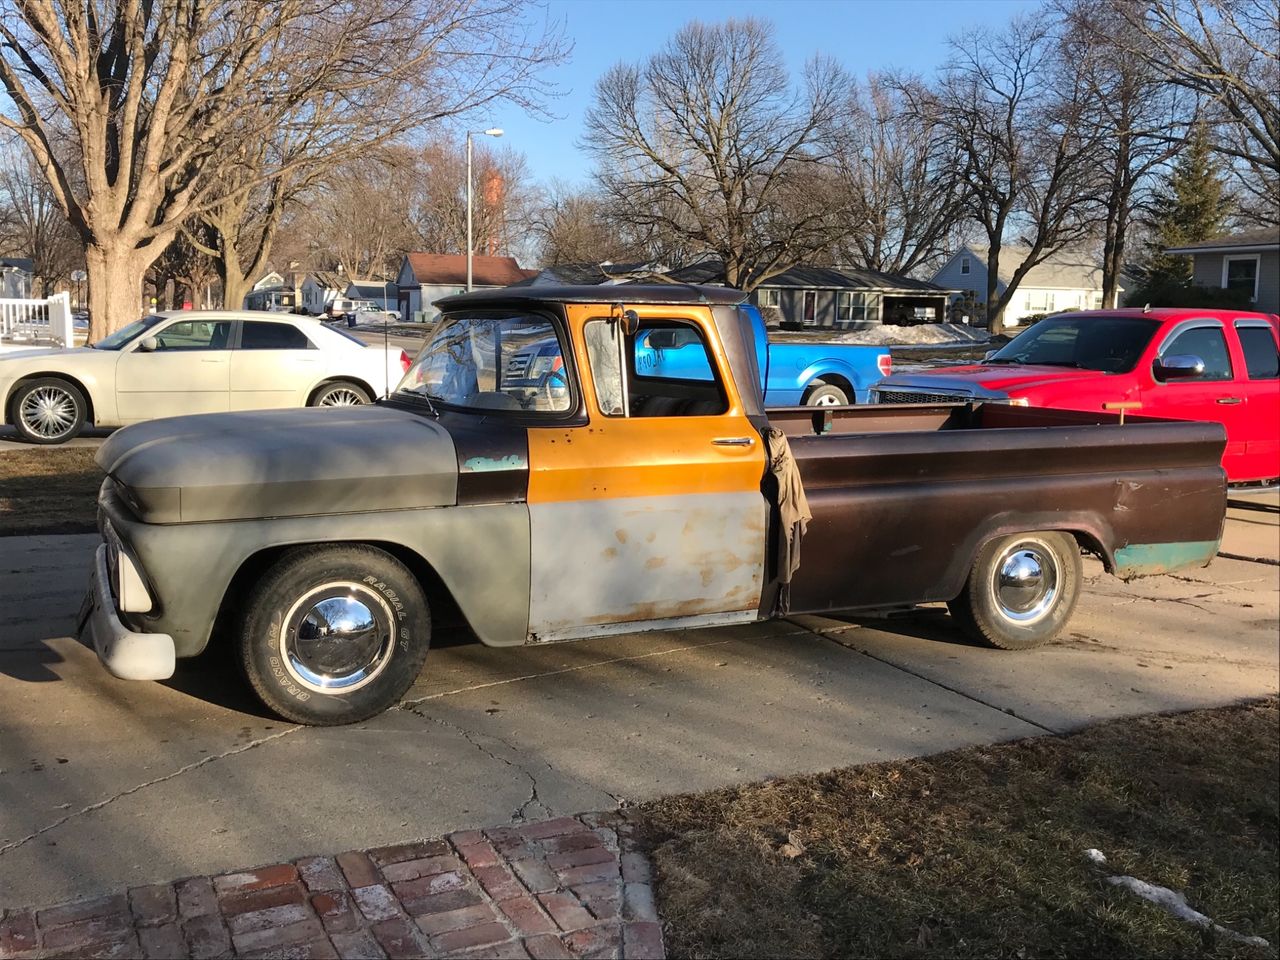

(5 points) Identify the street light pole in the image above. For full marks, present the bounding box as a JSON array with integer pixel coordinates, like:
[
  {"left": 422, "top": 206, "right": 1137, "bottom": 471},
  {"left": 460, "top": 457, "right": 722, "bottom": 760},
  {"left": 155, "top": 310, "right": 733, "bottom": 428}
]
[{"left": 466, "top": 128, "right": 504, "bottom": 292}]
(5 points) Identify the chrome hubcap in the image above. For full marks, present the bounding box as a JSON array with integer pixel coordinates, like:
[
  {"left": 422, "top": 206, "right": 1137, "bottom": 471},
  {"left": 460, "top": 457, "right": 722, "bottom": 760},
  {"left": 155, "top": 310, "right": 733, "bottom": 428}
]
[
  {"left": 20, "top": 386, "right": 77, "bottom": 439},
  {"left": 320, "top": 388, "right": 364, "bottom": 406},
  {"left": 990, "top": 539, "right": 1059, "bottom": 624},
  {"left": 281, "top": 583, "right": 395, "bottom": 693}
]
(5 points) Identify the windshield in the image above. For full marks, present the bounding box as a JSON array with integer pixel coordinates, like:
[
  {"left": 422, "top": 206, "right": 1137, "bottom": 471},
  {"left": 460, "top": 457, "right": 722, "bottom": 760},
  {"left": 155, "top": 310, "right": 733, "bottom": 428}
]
[
  {"left": 92, "top": 315, "right": 163, "bottom": 350},
  {"left": 397, "top": 311, "right": 572, "bottom": 414},
  {"left": 987, "top": 316, "right": 1161, "bottom": 373}
]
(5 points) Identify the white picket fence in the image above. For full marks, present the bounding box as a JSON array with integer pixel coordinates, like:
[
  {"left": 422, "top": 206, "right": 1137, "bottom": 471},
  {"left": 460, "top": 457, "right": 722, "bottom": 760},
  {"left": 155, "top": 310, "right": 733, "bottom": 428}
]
[{"left": 0, "top": 291, "right": 75, "bottom": 348}]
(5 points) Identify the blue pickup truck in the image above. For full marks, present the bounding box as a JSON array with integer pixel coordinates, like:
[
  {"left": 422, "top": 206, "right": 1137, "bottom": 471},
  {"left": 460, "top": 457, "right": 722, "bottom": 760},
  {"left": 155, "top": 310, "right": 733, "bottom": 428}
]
[
  {"left": 636, "top": 304, "right": 890, "bottom": 405},
  {"left": 501, "top": 304, "right": 890, "bottom": 407}
]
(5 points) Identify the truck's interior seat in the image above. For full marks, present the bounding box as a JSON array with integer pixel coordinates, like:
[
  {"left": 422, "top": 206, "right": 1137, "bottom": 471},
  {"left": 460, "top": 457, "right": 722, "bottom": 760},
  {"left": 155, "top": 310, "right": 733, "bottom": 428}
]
[{"left": 633, "top": 395, "right": 726, "bottom": 417}]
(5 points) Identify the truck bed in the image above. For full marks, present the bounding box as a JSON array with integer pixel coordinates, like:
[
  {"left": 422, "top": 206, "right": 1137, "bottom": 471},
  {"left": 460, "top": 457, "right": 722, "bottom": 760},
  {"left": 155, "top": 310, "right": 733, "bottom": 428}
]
[{"left": 765, "top": 403, "right": 1227, "bottom": 614}]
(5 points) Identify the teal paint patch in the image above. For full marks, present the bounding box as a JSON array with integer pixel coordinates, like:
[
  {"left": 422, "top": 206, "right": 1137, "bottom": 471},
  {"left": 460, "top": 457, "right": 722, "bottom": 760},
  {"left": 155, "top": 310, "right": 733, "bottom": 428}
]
[
  {"left": 1114, "top": 539, "right": 1219, "bottom": 578},
  {"left": 463, "top": 454, "right": 525, "bottom": 472}
]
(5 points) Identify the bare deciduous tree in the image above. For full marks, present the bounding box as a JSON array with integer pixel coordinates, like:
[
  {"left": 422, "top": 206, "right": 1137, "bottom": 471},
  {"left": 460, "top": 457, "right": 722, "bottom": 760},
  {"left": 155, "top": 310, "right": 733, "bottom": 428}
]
[
  {"left": 527, "top": 181, "right": 640, "bottom": 267},
  {"left": 827, "top": 75, "right": 966, "bottom": 276},
  {"left": 0, "top": 0, "right": 567, "bottom": 338},
  {"left": 1060, "top": 0, "right": 1193, "bottom": 306},
  {"left": 0, "top": 136, "right": 80, "bottom": 294},
  {"left": 582, "top": 18, "right": 845, "bottom": 290},
  {"left": 1114, "top": 0, "right": 1279, "bottom": 224},
  {"left": 910, "top": 18, "right": 1105, "bottom": 324}
]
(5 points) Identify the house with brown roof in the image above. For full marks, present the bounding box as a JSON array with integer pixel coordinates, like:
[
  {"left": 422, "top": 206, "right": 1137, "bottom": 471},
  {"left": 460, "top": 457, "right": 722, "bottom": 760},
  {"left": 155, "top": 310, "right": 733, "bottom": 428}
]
[
  {"left": 1165, "top": 227, "right": 1280, "bottom": 314},
  {"left": 395, "top": 253, "right": 535, "bottom": 323}
]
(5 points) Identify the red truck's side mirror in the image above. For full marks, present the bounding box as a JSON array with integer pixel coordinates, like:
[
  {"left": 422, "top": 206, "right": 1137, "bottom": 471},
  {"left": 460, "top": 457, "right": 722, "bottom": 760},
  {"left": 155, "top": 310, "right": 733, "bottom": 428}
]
[{"left": 1153, "top": 354, "right": 1205, "bottom": 381}]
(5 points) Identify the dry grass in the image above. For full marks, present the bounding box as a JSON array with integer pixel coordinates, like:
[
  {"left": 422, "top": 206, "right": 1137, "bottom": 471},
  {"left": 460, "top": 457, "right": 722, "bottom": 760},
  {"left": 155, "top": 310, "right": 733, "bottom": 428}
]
[
  {"left": 0, "top": 448, "right": 102, "bottom": 536},
  {"left": 640, "top": 700, "right": 1280, "bottom": 959}
]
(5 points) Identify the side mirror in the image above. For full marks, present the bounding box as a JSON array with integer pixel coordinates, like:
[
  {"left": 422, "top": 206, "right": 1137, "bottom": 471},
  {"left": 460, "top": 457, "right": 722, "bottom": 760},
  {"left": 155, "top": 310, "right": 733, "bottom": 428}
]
[
  {"left": 611, "top": 306, "right": 639, "bottom": 337},
  {"left": 138, "top": 336, "right": 158, "bottom": 353},
  {"left": 1153, "top": 354, "right": 1204, "bottom": 381}
]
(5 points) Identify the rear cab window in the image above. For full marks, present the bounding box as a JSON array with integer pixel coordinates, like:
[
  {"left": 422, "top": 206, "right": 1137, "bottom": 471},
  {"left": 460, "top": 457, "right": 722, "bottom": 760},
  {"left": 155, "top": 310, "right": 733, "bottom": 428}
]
[{"left": 1235, "top": 323, "right": 1279, "bottom": 379}]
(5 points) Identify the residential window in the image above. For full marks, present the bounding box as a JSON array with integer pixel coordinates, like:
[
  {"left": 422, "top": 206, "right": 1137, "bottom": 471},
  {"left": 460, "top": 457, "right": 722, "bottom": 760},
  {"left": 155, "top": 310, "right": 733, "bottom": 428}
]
[
  {"left": 757, "top": 288, "right": 780, "bottom": 308},
  {"left": 836, "top": 291, "right": 883, "bottom": 324},
  {"left": 960, "top": 257, "right": 970, "bottom": 275},
  {"left": 1023, "top": 290, "right": 1055, "bottom": 312},
  {"left": 1223, "top": 255, "right": 1260, "bottom": 301}
]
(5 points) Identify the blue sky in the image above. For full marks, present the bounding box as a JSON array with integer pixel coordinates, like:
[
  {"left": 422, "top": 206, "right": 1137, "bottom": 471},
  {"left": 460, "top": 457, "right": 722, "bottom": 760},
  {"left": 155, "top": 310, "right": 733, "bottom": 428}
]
[{"left": 485, "top": 0, "right": 1039, "bottom": 186}]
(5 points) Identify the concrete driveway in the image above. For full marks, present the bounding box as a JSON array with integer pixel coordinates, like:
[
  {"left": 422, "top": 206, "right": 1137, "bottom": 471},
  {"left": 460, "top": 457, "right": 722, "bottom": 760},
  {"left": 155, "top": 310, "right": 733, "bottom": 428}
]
[{"left": 1, "top": 523, "right": 1275, "bottom": 907}]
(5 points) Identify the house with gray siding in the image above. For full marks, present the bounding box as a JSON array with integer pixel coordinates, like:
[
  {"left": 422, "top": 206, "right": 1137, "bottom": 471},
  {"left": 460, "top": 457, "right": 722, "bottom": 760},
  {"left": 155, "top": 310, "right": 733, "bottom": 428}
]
[
  {"left": 1165, "top": 228, "right": 1279, "bottom": 314},
  {"left": 395, "top": 253, "right": 535, "bottom": 324},
  {"left": 1, "top": 258, "right": 34, "bottom": 298},
  {"left": 932, "top": 244, "right": 1123, "bottom": 326},
  {"left": 664, "top": 261, "right": 958, "bottom": 329}
]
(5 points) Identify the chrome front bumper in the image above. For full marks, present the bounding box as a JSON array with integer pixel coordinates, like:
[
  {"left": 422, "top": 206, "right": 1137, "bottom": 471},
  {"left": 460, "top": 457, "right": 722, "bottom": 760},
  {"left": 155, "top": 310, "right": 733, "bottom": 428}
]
[{"left": 81, "top": 544, "right": 175, "bottom": 680}]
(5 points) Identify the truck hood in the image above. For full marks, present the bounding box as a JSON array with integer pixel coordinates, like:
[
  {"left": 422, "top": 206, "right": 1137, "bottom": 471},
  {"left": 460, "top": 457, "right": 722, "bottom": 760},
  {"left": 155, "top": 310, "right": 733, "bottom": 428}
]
[
  {"left": 878, "top": 364, "right": 1105, "bottom": 397},
  {"left": 97, "top": 405, "right": 458, "bottom": 523}
]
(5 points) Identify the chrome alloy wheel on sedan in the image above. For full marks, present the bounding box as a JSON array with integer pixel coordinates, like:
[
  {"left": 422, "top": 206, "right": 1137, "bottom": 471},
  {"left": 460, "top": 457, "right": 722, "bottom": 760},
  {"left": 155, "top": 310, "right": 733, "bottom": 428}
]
[
  {"left": 987, "top": 537, "right": 1060, "bottom": 625},
  {"left": 12, "top": 378, "right": 86, "bottom": 444},
  {"left": 279, "top": 582, "right": 397, "bottom": 694},
  {"left": 318, "top": 386, "right": 366, "bottom": 406}
]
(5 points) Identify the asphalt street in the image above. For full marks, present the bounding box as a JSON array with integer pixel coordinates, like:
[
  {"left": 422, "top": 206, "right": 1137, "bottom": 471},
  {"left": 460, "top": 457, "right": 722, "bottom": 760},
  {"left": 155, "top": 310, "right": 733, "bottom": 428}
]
[{"left": 1, "top": 508, "right": 1276, "bottom": 907}]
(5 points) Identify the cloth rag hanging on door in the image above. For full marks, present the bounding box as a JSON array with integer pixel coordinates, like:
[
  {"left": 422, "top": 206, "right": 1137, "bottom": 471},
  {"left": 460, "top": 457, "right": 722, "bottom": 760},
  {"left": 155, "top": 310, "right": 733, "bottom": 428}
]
[{"left": 765, "top": 427, "right": 812, "bottom": 615}]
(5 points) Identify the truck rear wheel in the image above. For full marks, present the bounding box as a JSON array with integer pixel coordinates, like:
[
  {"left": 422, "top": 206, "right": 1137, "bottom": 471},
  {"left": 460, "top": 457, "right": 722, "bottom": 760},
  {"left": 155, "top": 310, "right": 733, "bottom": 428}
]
[
  {"left": 804, "top": 381, "right": 850, "bottom": 406},
  {"left": 948, "top": 532, "right": 1081, "bottom": 650},
  {"left": 238, "top": 545, "right": 431, "bottom": 725}
]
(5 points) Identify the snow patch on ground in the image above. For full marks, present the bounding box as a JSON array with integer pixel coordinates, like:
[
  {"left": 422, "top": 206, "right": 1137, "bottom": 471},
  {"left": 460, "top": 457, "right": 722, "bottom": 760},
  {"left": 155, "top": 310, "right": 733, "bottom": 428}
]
[
  {"left": 1085, "top": 849, "right": 1269, "bottom": 947},
  {"left": 809, "top": 323, "right": 990, "bottom": 346}
]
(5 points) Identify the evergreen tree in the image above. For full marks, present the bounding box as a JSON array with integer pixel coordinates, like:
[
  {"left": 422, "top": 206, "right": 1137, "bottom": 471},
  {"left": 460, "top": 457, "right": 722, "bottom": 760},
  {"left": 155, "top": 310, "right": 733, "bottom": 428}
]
[{"left": 1135, "top": 123, "right": 1235, "bottom": 289}]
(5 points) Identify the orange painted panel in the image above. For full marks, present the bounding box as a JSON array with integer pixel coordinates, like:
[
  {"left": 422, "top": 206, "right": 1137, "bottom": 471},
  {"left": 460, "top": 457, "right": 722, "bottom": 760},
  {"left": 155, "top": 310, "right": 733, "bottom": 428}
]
[{"left": 526, "top": 303, "right": 766, "bottom": 504}]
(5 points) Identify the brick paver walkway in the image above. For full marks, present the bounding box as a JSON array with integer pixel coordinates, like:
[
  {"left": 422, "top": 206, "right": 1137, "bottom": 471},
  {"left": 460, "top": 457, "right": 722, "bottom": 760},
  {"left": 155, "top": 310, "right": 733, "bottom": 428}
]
[{"left": 0, "top": 813, "right": 664, "bottom": 960}]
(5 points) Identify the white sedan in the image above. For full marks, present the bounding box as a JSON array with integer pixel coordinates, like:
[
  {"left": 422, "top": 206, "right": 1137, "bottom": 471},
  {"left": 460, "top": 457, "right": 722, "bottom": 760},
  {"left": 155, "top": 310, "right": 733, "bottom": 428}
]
[{"left": 1, "top": 310, "right": 412, "bottom": 444}]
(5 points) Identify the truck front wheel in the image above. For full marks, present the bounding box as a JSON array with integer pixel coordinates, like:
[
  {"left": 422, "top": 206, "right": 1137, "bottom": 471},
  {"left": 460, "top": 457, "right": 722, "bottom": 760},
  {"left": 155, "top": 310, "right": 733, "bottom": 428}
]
[
  {"left": 238, "top": 545, "right": 431, "bottom": 725},
  {"left": 947, "top": 532, "right": 1081, "bottom": 650}
]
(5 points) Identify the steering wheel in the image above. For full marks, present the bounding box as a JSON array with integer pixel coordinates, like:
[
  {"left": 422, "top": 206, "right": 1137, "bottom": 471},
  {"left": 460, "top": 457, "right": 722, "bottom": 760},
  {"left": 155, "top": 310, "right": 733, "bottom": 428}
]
[{"left": 541, "top": 369, "right": 569, "bottom": 410}]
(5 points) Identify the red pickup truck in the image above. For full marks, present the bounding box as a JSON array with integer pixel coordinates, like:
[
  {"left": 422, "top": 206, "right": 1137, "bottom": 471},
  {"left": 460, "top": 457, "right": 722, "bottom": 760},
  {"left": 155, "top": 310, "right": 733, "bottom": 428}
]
[{"left": 872, "top": 308, "right": 1280, "bottom": 484}]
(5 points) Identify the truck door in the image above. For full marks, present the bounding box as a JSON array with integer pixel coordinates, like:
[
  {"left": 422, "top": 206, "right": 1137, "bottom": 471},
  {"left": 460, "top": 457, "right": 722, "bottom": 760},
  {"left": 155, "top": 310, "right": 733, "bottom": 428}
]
[
  {"left": 524, "top": 306, "right": 769, "bottom": 643},
  {"left": 1232, "top": 319, "right": 1280, "bottom": 481},
  {"left": 1145, "top": 319, "right": 1249, "bottom": 479}
]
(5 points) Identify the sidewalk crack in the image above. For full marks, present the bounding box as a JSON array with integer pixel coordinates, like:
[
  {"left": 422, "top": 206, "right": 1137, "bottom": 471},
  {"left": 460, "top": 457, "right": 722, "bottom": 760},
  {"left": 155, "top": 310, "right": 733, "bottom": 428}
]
[
  {"left": 0, "top": 726, "right": 300, "bottom": 859},
  {"left": 789, "top": 619, "right": 1061, "bottom": 736}
]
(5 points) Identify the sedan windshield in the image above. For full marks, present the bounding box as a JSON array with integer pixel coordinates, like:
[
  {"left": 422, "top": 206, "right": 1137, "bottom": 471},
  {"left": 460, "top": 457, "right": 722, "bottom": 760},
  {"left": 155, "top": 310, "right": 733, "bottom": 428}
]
[
  {"left": 987, "top": 316, "right": 1161, "bottom": 373},
  {"left": 397, "top": 311, "right": 572, "bottom": 413},
  {"left": 91, "top": 315, "right": 163, "bottom": 350}
]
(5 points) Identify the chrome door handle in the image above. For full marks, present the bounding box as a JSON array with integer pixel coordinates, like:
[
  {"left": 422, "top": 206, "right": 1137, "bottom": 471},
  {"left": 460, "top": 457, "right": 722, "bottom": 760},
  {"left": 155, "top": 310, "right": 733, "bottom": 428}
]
[
  {"left": 712, "top": 437, "right": 755, "bottom": 447},
  {"left": 1216, "top": 397, "right": 1242, "bottom": 405}
]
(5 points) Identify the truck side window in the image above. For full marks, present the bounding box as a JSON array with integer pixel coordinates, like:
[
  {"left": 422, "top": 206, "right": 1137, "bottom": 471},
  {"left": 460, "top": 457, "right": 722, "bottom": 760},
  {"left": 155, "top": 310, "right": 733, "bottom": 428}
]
[
  {"left": 1160, "top": 326, "right": 1234, "bottom": 381},
  {"left": 583, "top": 320, "right": 625, "bottom": 416},
  {"left": 1236, "top": 324, "right": 1279, "bottom": 379},
  {"left": 583, "top": 319, "right": 727, "bottom": 418}
]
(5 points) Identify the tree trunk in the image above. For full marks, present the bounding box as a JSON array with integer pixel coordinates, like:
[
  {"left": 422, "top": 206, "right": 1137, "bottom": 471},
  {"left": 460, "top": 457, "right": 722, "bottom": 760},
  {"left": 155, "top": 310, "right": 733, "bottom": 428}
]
[
  {"left": 85, "top": 244, "right": 148, "bottom": 341},
  {"left": 986, "top": 247, "right": 1002, "bottom": 330}
]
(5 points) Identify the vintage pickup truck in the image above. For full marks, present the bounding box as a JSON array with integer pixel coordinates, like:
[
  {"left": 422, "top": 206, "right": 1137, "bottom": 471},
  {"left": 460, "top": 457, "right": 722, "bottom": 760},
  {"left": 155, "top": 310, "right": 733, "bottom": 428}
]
[{"left": 82, "top": 285, "right": 1227, "bottom": 725}]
